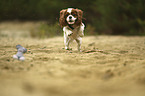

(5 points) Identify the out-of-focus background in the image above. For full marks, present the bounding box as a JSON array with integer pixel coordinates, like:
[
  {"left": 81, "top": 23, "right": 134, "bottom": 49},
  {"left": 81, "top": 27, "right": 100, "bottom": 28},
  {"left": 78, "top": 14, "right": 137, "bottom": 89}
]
[
  {"left": 0, "top": 1, "right": 145, "bottom": 96},
  {"left": 0, "top": 0, "right": 144, "bottom": 37}
]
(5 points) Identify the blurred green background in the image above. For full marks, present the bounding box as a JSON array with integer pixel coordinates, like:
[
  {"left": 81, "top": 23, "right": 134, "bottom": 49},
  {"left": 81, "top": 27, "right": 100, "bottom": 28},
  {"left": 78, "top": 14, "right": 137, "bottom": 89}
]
[{"left": 0, "top": 0, "right": 145, "bottom": 36}]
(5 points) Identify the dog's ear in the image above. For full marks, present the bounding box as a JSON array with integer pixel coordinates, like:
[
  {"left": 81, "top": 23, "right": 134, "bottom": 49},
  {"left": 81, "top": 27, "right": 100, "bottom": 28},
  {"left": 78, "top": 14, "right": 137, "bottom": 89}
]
[
  {"left": 59, "top": 9, "right": 67, "bottom": 27},
  {"left": 75, "top": 9, "right": 83, "bottom": 26}
]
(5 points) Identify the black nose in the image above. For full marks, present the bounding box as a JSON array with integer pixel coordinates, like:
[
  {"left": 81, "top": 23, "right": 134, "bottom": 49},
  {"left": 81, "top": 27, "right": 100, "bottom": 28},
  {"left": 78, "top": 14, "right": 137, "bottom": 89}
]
[{"left": 69, "top": 16, "right": 72, "bottom": 19}]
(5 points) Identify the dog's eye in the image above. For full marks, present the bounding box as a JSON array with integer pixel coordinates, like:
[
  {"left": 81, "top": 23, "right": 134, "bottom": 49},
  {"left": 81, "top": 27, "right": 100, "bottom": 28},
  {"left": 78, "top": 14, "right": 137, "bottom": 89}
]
[
  {"left": 65, "top": 12, "right": 69, "bottom": 17},
  {"left": 66, "top": 14, "right": 69, "bottom": 16},
  {"left": 72, "top": 13, "right": 76, "bottom": 16}
]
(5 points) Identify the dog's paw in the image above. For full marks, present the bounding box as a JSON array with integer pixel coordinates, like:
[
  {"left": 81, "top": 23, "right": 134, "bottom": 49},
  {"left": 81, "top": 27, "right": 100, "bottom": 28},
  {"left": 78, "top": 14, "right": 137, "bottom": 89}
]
[
  {"left": 79, "top": 34, "right": 84, "bottom": 37},
  {"left": 65, "top": 47, "right": 72, "bottom": 50},
  {"left": 79, "top": 32, "right": 84, "bottom": 37},
  {"left": 67, "top": 31, "right": 73, "bottom": 36},
  {"left": 68, "top": 33, "right": 73, "bottom": 36}
]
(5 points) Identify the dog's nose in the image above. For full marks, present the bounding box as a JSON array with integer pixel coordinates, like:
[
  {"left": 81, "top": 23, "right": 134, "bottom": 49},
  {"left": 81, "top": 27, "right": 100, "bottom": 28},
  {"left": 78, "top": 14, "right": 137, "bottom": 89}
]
[{"left": 69, "top": 16, "right": 72, "bottom": 19}]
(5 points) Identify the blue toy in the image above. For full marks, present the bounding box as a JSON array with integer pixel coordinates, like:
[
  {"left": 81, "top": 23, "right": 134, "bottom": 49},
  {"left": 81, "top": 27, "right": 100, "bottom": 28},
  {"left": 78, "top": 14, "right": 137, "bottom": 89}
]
[{"left": 13, "top": 45, "right": 27, "bottom": 61}]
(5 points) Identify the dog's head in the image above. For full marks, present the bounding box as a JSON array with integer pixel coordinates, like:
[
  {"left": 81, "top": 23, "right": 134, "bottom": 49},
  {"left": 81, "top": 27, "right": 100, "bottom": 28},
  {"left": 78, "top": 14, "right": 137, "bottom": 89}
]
[{"left": 59, "top": 8, "right": 83, "bottom": 27}]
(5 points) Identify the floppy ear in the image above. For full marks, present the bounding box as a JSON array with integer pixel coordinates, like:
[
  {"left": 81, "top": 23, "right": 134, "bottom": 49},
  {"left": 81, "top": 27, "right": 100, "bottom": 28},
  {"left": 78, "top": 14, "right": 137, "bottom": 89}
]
[
  {"left": 75, "top": 9, "right": 83, "bottom": 26},
  {"left": 59, "top": 9, "right": 67, "bottom": 27}
]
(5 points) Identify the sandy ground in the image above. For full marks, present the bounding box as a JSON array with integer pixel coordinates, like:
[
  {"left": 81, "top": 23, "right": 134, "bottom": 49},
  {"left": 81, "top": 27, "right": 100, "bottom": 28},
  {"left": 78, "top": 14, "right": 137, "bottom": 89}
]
[{"left": 0, "top": 22, "right": 145, "bottom": 96}]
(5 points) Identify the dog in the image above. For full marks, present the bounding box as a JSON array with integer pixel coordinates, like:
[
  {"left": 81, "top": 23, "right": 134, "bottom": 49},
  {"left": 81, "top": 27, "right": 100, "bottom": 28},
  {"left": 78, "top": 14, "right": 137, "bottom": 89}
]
[{"left": 59, "top": 8, "right": 85, "bottom": 51}]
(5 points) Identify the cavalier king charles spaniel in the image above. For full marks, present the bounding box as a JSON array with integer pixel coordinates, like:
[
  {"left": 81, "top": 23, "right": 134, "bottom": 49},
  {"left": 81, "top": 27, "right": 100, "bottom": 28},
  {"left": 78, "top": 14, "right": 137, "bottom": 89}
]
[{"left": 59, "top": 8, "right": 85, "bottom": 51}]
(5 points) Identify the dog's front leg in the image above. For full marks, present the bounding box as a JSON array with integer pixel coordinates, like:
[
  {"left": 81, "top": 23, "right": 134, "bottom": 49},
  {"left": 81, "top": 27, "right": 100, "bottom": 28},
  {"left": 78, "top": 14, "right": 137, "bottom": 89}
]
[
  {"left": 64, "top": 31, "right": 72, "bottom": 50},
  {"left": 63, "top": 27, "right": 73, "bottom": 50},
  {"left": 64, "top": 35, "right": 70, "bottom": 50},
  {"left": 75, "top": 37, "right": 82, "bottom": 51},
  {"left": 78, "top": 23, "right": 85, "bottom": 37},
  {"left": 66, "top": 30, "right": 73, "bottom": 36},
  {"left": 63, "top": 27, "right": 73, "bottom": 36}
]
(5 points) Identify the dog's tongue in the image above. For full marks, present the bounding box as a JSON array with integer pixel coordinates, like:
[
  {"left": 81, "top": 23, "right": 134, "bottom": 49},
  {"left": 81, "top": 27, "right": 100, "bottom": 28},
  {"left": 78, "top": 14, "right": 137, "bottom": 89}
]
[{"left": 68, "top": 21, "right": 74, "bottom": 24}]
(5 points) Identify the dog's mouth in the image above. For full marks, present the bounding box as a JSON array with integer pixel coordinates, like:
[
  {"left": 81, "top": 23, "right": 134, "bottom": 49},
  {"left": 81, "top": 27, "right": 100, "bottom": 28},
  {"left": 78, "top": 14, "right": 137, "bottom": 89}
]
[
  {"left": 68, "top": 20, "right": 75, "bottom": 24},
  {"left": 69, "top": 20, "right": 74, "bottom": 22}
]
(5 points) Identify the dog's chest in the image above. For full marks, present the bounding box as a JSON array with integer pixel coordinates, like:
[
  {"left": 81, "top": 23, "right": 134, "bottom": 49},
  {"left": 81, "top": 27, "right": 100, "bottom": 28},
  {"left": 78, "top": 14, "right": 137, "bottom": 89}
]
[{"left": 69, "top": 27, "right": 80, "bottom": 39}]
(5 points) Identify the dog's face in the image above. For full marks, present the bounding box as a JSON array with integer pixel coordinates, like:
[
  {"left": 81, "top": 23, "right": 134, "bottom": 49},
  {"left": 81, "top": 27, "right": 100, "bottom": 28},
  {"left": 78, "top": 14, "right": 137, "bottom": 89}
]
[
  {"left": 65, "top": 8, "right": 78, "bottom": 24},
  {"left": 59, "top": 8, "right": 83, "bottom": 27}
]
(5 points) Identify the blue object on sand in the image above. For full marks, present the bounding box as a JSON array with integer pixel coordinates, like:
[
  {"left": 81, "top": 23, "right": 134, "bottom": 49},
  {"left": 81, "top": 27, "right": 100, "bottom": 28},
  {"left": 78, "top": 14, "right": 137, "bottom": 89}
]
[{"left": 13, "top": 45, "right": 27, "bottom": 61}]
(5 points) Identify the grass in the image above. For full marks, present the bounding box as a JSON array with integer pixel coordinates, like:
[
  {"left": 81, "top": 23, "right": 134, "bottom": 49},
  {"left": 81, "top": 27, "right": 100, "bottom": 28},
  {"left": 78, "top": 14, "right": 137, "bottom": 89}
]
[{"left": 30, "top": 22, "right": 62, "bottom": 38}]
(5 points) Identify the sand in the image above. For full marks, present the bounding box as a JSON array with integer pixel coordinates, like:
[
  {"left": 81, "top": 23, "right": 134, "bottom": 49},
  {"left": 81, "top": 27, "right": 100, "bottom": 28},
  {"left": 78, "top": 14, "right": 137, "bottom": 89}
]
[{"left": 0, "top": 22, "right": 145, "bottom": 96}]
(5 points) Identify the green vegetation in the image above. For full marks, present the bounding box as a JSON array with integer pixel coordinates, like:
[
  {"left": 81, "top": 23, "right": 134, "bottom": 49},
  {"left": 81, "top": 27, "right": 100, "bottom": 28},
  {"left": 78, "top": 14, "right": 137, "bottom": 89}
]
[
  {"left": 0, "top": 0, "right": 144, "bottom": 35},
  {"left": 30, "top": 22, "right": 62, "bottom": 38}
]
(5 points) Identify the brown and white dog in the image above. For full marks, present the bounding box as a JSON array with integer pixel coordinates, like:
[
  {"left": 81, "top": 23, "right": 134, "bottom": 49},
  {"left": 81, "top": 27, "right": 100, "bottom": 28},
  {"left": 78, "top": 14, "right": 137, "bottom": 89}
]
[{"left": 59, "top": 8, "right": 85, "bottom": 51}]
